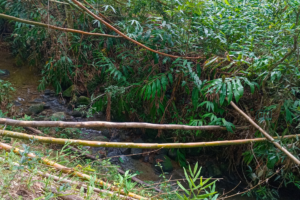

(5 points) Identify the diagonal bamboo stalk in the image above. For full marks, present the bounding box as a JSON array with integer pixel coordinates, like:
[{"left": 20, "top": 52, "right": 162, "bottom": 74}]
[
  {"left": 0, "top": 142, "right": 147, "bottom": 200},
  {"left": 1, "top": 129, "right": 299, "bottom": 149},
  {"left": 0, "top": 157, "right": 136, "bottom": 199},
  {"left": 0, "top": 118, "right": 248, "bottom": 130},
  {"left": 0, "top": 13, "right": 120, "bottom": 38},
  {"left": 228, "top": 99, "right": 300, "bottom": 165},
  {"left": 71, "top": 0, "right": 203, "bottom": 60}
]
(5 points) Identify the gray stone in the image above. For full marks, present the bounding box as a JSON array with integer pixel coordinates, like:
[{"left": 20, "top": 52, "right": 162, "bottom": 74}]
[
  {"left": 131, "top": 138, "right": 144, "bottom": 159},
  {"left": 71, "top": 110, "right": 82, "bottom": 117},
  {"left": 51, "top": 112, "right": 66, "bottom": 121},
  {"left": 29, "top": 98, "right": 43, "bottom": 104},
  {"left": 44, "top": 89, "right": 55, "bottom": 96},
  {"left": 101, "top": 129, "right": 110, "bottom": 138},
  {"left": 76, "top": 96, "right": 90, "bottom": 106},
  {"left": 27, "top": 104, "right": 44, "bottom": 115},
  {"left": 168, "top": 149, "right": 177, "bottom": 160},
  {"left": 13, "top": 100, "right": 22, "bottom": 106},
  {"left": 153, "top": 154, "right": 173, "bottom": 173},
  {"left": 158, "top": 148, "right": 168, "bottom": 155},
  {"left": 0, "top": 69, "right": 10, "bottom": 77}
]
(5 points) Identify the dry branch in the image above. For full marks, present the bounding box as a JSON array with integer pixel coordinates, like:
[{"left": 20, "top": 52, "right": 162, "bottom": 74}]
[
  {"left": 0, "top": 142, "right": 147, "bottom": 200},
  {"left": 0, "top": 118, "right": 248, "bottom": 130},
  {"left": 0, "top": 13, "right": 120, "bottom": 38},
  {"left": 71, "top": 0, "right": 203, "bottom": 60},
  {"left": 229, "top": 100, "right": 300, "bottom": 166},
  {"left": 1, "top": 129, "right": 299, "bottom": 149}
]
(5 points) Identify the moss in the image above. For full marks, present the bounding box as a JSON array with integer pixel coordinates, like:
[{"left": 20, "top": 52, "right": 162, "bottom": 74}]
[{"left": 76, "top": 96, "right": 90, "bottom": 106}]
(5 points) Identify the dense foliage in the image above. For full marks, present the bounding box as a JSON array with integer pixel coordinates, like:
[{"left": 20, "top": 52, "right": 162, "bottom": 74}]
[{"left": 1, "top": 0, "right": 300, "bottom": 199}]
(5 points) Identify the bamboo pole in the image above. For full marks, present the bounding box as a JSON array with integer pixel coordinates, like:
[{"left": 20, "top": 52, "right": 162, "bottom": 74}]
[
  {"left": 0, "top": 13, "right": 120, "bottom": 38},
  {"left": 0, "top": 118, "right": 248, "bottom": 131},
  {"left": 0, "top": 157, "right": 135, "bottom": 199},
  {"left": 1, "top": 129, "right": 299, "bottom": 149},
  {"left": 71, "top": 0, "right": 203, "bottom": 60},
  {"left": 0, "top": 142, "right": 147, "bottom": 200},
  {"left": 69, "top": 146, "right": 163, "bottom": 193},
  {"left": 229, "top": 100, "right": 300, "bottom": 166}
]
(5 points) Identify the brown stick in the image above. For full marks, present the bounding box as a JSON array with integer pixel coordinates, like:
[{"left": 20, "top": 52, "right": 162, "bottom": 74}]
[
  {"left": 1, "top": 129, "right": 299, "bottom": 149},
  {"left": 0, "top": 118, "right": 248, "bottom": 131},
  {"left": 0, "top": 13, "right": 120, "bottom": 38},
  {"left": 0, "top": 142, "right": 147, "bottom": 200},
  {"left": 71, "top": 0, "right": 203, "bottom": 60},
  {"left": 69, "top": 147, "right": 163, "bottom": 193},
  {"left": 228, "top": 99, "right": 300, "bottom": 165},
  {"left": 82, "top": 0, "right": 113, "bottom": 23}
]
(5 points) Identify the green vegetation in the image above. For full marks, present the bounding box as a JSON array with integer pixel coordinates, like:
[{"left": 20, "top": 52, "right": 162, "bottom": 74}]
[{"left": 1, "top": 0, "right": 300, "bottom": 199}]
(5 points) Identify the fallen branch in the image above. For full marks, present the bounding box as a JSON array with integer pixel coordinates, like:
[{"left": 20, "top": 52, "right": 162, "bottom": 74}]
[
  {"left": 0, "top": 142, "right": 147, "bottom": 200},
  {"left": 69, "top": 146, "right": 163, "bottom": 193},
  {"left": 0, "top": 157, "right": 133, "bottom": 200},
  {"left": 0, "top": 13, "right": 120, "bottom": 38},
  {"left": 71, "top": 0, "right": 203, "bottom": 60},
  {"left": 0, "top": 118, "right": 248, "bottom": 130},
  {"left": 1, "top": 129, "right": 299, "bottom": 149},
  {"left": 228, "top": 99, "right": 300, "bottom": 165}
]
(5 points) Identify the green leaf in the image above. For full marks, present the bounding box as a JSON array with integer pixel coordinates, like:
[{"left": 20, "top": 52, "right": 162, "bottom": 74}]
[
  {"left": 168, "top": 73, "right": 173, "bottom": 85},
  {"left": 220, "top": 83, "right": 226, "bottom": 105},
  {"left": 177, "top": 181, "right": 190, "bottom": 195},
  {"left": 227, "top": 81, "right": 233, "bottom": 103},
  {"left": 161, "top": 75, "right": 168, "bottom": 91},
  {"left": 156, "top": 78, "right": 161, "bottom": 97},
  {"left": 267, "top": 156, "right": 279, "bottom": 169},
  {"left": 192, "top": 87, "right": 199, "bottom": 109},
  {"left": 224, "top": 0, "right": 231, "bottom": 6}
]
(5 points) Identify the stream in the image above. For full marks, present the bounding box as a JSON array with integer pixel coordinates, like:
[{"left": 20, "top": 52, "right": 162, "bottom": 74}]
[{"left": 0, "top": 50, "right": 299, "bottom": 199}]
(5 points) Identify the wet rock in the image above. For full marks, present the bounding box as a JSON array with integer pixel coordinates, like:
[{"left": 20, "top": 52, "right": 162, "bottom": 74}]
[
  {"left": 51, "top": 112, "right": 66, "bottom": 121},
  {"left": 158, "top": 148, "right": 168, "bottom": 155},
  {"left": 76, "top": 96, "right": 90, "bottom": 106},
  {"left": 70, "top": 110, "right": 86, "bottom": 118},
  {"left": 131, "top": 138, "right": 144, "bottom": 159},
  {"left": 153, "top": 154, "right": 173, "bottom": 173},
  {"left": 62, "top": 85, "right": 75, "bottom": 98},
  {"left": 207, "top": 161, "right": 222, "bottom": 178},
  {"left": 101, "top": 129, "right": 111, "bottom": 138},
  {"left": 120, "top": 148, "right": 131, "bottom": 155},
  {"left": 143, "top": 155, "right": 150, "bottom": 162},
  {"left": 107, "top": 149, "right": 122, "bottom": 163},
  {"left": 29, "top": 98, "right": 43, "bottom": 104},
  {"left": 186, "top": 148, "right": 201, "bottom": 156},
  {"left": 0, "top": 69, "right": 10, "bottom": 77},
  {"left": 44, "top": 89, "right": 55, "bottom": 96},
  {"left": 27, "top": 104, "right": 44, "bottom": 115},
  {"left": 13, "top": 100, "right": 22, "bottom": 106},
  {"left": 91, "top": 135, "right": 109, "bottom": 142},
  {"left": 44, "top": 104, "right": 51, "bottom": 109},
  {"left": 168, "top": 149, "right": 177, "bottom": 160},
  {"left": 40, "top": 111, "right": 48, "bottom": 115},
  {"left": 89, "top": 147, "right": 106, "bottom": 158}
]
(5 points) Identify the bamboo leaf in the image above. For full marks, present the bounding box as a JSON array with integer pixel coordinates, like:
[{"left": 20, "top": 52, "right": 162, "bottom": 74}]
[
  {"left": 220, "top": 83, "right": 226, "bottom": 105},
  {"left": 192, "top": 87, "right": 199, "bottom": 109},
  {"left": 227, "top": 81, "right": 233, "bottom": 103}
]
